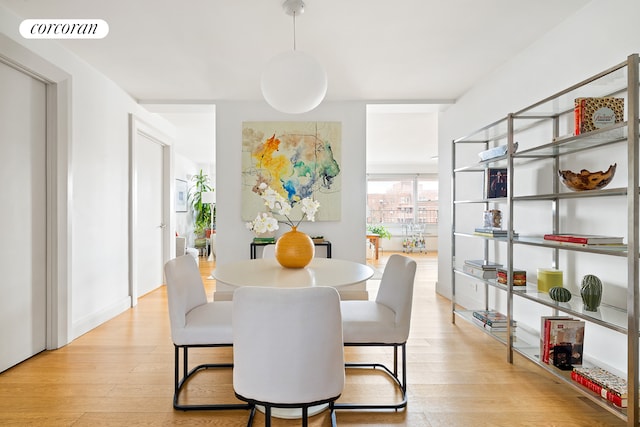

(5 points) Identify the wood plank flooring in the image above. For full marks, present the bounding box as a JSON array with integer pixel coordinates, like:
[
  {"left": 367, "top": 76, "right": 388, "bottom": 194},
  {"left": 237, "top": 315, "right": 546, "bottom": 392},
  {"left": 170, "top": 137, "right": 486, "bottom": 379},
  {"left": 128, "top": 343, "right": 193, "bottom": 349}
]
[{"left": 0, "top": 252, "right": 626, "bottom": 426}]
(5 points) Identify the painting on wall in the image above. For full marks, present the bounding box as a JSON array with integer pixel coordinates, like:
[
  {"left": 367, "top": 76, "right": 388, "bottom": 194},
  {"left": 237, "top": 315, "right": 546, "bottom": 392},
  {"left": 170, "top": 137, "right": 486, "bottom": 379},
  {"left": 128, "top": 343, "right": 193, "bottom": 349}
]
[
  {"left": 175, "top": 179, "right": 188, "bottom": 212},
  {"left": 242, "top": 121, "right": 342, "bottom": 221}
]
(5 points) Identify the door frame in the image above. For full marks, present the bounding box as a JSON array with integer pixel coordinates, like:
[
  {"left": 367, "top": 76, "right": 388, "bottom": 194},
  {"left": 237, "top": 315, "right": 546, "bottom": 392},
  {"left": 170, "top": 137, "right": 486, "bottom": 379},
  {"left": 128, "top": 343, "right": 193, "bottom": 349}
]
[
  {"left": 129, "top": 114, "right": 173, "bottom": 306},
  {"left": 0, "top": 34, "right": 72, "bottom": 349}
]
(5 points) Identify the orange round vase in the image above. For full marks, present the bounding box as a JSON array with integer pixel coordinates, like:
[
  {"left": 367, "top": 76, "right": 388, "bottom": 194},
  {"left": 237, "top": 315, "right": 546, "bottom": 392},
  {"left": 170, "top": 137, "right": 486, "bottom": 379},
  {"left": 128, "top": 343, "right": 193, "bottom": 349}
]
[{"left": 275, "top": 226, "right": 315, "bottom": 268}]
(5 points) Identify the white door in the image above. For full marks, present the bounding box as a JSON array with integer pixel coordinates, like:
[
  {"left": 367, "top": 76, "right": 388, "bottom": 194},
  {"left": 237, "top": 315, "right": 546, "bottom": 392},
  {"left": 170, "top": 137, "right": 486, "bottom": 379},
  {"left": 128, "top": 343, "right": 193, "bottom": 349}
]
[
  {"left": 0, "top": 61, "right": 47, "bottom": 372},
  {"left": 134, "top": 133, "right": 165, "bottom": 298}
]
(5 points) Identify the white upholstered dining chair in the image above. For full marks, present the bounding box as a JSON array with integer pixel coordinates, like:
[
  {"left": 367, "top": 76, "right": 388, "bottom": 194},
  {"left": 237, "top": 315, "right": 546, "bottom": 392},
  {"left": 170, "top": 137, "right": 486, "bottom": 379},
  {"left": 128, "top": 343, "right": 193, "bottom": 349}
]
[
  {"left": 336, "top": 254, "right": 417, "bottom": 410},
  {"left": 261, "top": 244, "right": 276, "bottom": 259},
  {"left": 164, "top": 255, "right": 249, "bottom": 411},
  {"left": 233, "top": 286, "right": 345, "bottom": 426}
]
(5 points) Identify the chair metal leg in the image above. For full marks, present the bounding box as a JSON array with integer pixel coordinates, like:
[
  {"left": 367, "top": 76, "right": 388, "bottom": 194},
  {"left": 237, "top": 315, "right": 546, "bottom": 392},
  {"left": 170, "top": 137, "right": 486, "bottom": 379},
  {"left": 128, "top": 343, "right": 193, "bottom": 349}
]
[
  {"left": 334, "top": 342, "right": 408, "bottom": 411},
  {"left": 329, "top": 402, "right": 338, "bottom": 427},
  {"left": 173, "top": 344, "right": 251, "bottom": 411},
  {"left": 265, "top": 406, "right": 271, "bottom": 427},
  {"left": 302, "top": 406, "right": 308, "bottom": 427},
  {"left": 246, "top": 406, "right": 256, "bottom": 427}
]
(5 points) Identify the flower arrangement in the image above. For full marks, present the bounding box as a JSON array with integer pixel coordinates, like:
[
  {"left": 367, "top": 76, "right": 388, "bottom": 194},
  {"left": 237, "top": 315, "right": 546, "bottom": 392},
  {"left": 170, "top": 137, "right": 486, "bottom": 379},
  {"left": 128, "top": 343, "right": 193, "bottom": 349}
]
[{"left": 246, "top": 183, "right": 320, "bottom": 235}]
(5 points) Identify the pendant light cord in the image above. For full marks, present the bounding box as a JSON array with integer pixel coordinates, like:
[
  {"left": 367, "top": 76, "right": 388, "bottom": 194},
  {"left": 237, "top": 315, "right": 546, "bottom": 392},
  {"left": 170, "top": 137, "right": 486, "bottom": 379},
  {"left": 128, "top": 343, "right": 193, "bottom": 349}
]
[{"left": 292, "top": 11, "right": 297, "bottom": 51}]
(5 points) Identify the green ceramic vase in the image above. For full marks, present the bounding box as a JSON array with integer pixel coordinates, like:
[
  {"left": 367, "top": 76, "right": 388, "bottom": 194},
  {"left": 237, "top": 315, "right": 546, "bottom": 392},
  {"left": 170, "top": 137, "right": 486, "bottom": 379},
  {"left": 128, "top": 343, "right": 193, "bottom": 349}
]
[{"left": 580, "top": 274, "right": 602, "bottom": 312}]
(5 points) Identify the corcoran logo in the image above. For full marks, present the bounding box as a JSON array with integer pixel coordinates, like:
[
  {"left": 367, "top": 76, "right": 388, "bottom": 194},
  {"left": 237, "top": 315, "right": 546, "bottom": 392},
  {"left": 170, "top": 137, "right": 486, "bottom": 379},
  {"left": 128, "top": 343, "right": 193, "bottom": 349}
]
[{"left": 20, "top": 19, "right": 109, "bottom": 39}]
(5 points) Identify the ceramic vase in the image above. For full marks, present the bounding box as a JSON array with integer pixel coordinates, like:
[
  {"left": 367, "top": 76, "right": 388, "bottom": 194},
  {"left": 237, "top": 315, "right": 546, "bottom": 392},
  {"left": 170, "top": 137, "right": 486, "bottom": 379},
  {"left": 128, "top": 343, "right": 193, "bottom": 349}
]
[
  {"left": 580, "top": 274, "right": 603, "bottom": 312},
  {"left": 275, "top": 226, "right": 315, "bottom": 268}
]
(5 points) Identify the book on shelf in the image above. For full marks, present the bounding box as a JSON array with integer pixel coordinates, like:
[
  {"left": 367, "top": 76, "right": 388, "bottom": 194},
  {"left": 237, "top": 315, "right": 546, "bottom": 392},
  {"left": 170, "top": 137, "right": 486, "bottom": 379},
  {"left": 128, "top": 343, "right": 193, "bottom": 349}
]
[
  {"left": 543, "top": 234, "right": 624, "bottom": 245},
  {"left": 572, "top": 367, "right": 629, "bottom": 408},
  {"left": 486, "top": 168, "right": 507, "bottom": 198},
  {"left": 540, "top": 317, "right": 585, "bottom": 368},
  {"left": 477, "top": 142, "right": 518, "bottom": 162},
  {"left": 472, "top": 316, "right": 516, "bottom": 331},
  {"left": 475, "top": 227, "right": 507, "bottom": 236},
  {"left": 473, "top": 227, "right": 518, "bottom": 238},
  {"left": 462, "top": 264, "right": 497, "bottom": 279},
  {"left": 539, "top": 316, "right": 572, "bottom": 364},
  {"left": 496, "top": 268, "right": 526, "bottom": 286},
  {"left": 472, "top": 310, "right": 514, "bottom": 327},
  {"left": 464, "top": 259, "right": 503, "bottom": 270},
  {"left": 253, "top": 236, "right": 276, "bottom": 243},
  {"left": 574, "top": 97, "right": 624, "bottom": 135}
]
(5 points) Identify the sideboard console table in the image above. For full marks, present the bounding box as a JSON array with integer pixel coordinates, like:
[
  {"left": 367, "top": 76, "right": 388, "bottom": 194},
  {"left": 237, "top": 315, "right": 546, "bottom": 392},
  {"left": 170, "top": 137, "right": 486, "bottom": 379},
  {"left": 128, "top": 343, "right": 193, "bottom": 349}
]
[{"left": 250, "top": 240, "right": 332, "bottom": 259}]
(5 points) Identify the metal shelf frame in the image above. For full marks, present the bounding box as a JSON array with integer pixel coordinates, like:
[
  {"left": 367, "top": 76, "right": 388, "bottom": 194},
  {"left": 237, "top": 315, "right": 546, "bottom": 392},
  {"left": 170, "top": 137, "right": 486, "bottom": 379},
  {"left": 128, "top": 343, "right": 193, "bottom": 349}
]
[{"left": 451, "top": 54, "right": 640, "bottom": 426}]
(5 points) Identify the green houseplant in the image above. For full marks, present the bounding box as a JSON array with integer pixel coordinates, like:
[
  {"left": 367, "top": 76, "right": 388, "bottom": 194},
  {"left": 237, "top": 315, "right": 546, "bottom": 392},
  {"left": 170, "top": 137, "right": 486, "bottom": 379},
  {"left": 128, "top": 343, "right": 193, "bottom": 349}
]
[
  {"left": 367, "top": 224, "right": 392, "bottom": 239},
  {"left": 188, "top": 169, "right": 212, "bottom": 238}
]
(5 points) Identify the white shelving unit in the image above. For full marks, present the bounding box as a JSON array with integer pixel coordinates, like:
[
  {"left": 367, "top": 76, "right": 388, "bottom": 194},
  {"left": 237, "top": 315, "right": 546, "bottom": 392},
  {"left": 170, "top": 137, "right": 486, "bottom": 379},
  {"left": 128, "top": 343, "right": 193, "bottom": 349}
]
[{"left": 451, "top": 54, "right": 639, "bottom": 426}]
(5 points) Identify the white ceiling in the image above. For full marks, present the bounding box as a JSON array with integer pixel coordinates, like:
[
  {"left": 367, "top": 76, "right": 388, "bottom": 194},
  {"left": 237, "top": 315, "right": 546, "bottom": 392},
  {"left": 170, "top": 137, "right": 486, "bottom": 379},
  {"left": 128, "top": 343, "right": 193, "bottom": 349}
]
[{"left": 1, "top": 0, "right": 590, "bottom": 165}]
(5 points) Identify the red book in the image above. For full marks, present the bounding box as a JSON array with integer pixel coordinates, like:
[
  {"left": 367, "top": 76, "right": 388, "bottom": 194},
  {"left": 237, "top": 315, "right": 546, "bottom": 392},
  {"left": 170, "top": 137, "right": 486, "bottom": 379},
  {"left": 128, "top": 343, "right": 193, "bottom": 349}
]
[
  {"left": 543, "top": 234, "right": 623, "bottom": 245},
  {"left": 574, "top": 98, "right": 583, "bottom": 136},
  {"left": 571, "top": 371, "right": 626, "bottom": 408}
]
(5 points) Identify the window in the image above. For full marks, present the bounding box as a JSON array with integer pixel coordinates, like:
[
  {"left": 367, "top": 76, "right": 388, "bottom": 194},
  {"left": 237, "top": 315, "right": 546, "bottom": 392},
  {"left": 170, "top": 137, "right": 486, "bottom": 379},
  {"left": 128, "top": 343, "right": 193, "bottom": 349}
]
[{"left": 366, "top": 175, "right": 438, "bottom": 226}]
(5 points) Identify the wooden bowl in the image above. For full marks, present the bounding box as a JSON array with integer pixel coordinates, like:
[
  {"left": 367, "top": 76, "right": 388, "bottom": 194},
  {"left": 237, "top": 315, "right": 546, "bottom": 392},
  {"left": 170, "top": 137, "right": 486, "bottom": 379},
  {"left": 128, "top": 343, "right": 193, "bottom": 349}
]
[{"left": 558, "top": 163, "right": 616, "bottom": 191}]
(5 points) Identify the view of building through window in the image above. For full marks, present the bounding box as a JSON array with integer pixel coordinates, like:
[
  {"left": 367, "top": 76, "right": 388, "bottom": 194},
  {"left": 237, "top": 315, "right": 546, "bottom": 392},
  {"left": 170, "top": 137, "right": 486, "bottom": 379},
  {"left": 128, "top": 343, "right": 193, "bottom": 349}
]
[{"left": 366, "top": 175, "right": 438, "bottom": 226}]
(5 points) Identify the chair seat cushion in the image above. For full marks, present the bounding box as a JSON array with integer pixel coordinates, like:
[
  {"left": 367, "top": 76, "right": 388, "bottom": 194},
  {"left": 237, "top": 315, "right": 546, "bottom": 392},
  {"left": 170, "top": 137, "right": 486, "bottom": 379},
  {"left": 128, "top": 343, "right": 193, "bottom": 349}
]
[
  {"left": 172, "top": 301, "right": 233, "bottom": 345},
  {"left": 341, "top": 300, "right": 405, "bottom": 344}
]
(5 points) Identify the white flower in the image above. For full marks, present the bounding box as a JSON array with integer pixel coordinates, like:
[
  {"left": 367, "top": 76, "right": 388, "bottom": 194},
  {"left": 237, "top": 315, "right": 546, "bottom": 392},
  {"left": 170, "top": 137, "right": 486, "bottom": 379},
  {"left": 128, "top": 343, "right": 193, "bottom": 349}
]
[
  {"left": 301, "top": 198, "right": 320, "bottom": 222},
  {"left": 246, "top": 184, "right": 321, "bottom": 231},
  {"left": 246, "top": 212, "right": 279, "bottom": 235}
]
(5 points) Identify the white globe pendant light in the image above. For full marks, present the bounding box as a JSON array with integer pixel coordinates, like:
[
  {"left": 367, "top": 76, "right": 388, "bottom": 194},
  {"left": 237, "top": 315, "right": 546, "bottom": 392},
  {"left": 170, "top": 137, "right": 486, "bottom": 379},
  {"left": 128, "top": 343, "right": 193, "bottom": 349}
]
[
  {"left": 261, "top": 0, "right": 327, "bottom": 114},
  {"left": 261, "top": 50, "right": 327, "bottom": 114}
]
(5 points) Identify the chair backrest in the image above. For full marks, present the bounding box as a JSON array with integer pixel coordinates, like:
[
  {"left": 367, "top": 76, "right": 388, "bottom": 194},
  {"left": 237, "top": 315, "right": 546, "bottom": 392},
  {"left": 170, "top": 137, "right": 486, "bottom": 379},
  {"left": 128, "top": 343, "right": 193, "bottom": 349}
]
[
  {"left": 164, "top": 255, "right": 208, "bottom": 332},
  {"left": 375, "top": 254, "right": 417, "bottom": 341},
  {"left": 261, "top": 244, "right": 276, "bottom": 259},
  {"left": 233, "top": 286, "right": 344, "bottom": 405}
]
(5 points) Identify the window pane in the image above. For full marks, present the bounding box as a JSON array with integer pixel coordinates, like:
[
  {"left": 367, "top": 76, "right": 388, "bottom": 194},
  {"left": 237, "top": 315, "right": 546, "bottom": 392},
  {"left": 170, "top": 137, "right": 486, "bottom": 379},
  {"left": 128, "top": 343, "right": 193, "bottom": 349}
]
[
  {"left": 417, "top": 178, "right": 438, "bottom": 224},
  {"left": 367, "top": 176, "right": 438, "bottom": 225}
]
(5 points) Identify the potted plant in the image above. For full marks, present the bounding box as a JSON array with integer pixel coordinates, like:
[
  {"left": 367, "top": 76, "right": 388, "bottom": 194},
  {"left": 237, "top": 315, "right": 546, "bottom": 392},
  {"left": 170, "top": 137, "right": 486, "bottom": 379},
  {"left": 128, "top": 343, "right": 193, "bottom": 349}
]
[
  {"left": 367, "top": 224, "right": 392, "bottom": 239},
  {"left": 188, "top": 169, "right": 212, "bottom": 238}
]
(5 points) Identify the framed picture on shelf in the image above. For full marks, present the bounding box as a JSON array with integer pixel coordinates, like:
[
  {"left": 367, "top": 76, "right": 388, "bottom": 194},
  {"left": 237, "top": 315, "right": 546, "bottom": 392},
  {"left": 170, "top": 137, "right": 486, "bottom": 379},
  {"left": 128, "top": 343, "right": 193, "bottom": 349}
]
[
  {"left": 175, "top": 179, "right": 188, "bottom": 212},
  {"left": 486, "top": 168, "right": 507, "bottom": 198}
]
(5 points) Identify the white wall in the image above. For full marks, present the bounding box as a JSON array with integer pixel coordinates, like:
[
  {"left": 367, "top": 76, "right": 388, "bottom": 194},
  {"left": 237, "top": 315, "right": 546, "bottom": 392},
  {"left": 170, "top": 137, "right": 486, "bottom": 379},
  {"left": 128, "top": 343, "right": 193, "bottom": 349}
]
[
  {"left": 437, "top": 0, "right": 640, "bottom": 373},
  {"left": 215, "top": 101, "right": 368, "bottom": 265},
  {"left": 0, "top": 4, "right": 176, "bottom": 342}
]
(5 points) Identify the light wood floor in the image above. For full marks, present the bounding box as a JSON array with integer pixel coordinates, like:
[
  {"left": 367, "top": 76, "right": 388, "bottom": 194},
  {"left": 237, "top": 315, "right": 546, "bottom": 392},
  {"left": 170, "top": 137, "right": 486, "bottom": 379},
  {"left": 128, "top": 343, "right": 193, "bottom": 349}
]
[{"left": 0, "top": 252, "right": 626, "bottom": 426}]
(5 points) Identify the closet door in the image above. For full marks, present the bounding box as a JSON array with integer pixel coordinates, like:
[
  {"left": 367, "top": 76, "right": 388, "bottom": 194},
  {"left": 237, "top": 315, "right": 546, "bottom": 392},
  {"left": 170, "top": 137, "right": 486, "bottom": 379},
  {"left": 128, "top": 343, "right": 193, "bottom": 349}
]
[{"left": 0, "top": 61, "right": 47, "bottom": 372}]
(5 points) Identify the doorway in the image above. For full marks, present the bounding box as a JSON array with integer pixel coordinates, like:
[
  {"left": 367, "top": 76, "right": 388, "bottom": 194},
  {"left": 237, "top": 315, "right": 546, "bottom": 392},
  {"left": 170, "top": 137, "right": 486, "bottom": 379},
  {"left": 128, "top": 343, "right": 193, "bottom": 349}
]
[
  {"left": 130, "top": 116, "right": 172, "bottom": 304},
  {"left": 0, "top": 60, "right": 47, "bottom": 372}
]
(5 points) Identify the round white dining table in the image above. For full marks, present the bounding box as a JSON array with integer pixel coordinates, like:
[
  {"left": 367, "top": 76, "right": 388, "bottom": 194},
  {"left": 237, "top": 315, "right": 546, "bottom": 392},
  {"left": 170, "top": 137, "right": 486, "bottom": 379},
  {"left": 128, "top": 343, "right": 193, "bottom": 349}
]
[{"left": 212, "top": 257, "right": 374, "bottom": 289}]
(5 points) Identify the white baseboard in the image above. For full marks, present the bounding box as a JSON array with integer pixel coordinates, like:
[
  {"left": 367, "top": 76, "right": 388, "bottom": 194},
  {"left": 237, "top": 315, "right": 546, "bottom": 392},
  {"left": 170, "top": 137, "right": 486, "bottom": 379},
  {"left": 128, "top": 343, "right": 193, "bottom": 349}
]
[{"left": 71, "top": 296, "right": 131, "bottom": 340}]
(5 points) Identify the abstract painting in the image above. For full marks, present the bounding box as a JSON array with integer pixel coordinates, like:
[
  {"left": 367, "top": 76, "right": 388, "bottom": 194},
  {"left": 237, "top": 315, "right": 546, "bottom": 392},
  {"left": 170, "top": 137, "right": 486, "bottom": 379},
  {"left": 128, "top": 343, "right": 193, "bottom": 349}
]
[{"left": 242, "top": 121, "right": 341, "bottom": 221}]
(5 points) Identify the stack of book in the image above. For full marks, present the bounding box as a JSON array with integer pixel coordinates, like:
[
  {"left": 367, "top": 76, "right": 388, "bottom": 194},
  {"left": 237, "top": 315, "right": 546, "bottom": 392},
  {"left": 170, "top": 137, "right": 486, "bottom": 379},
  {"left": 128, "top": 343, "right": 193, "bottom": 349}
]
[
  {"left": 497, "top": 268, "right": 527, "bottom": 286},
  {"left": 543, "top": 233, "right": 624, "bottom": 247},
  {"left": 472, "top": 309, "right": 516, "bottom": 332},
  {"left": 540, "top": 316, "right": 585, "bottom": 370},
  {"left": 474, "top": 227, "right": 505, "bottom": 238},
  {"left": 253, "top": 236, "right": 276, "bottom": 244},
  {"left": 572, "top": 367, "right": 628, "bottom": 408},
  {"left": 474, "top": 228, "right": 518, "bottom": 238},
  {"left": 462, "top": 259, "right": 503, "bottom": 279}
]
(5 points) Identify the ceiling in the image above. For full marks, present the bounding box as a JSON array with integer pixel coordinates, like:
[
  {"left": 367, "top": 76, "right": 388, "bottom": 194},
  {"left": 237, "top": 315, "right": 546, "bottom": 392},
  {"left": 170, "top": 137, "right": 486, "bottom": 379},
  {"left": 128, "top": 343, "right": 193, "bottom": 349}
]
[{"left": 1, "top": 0, "right": 590, "bottom": 166}]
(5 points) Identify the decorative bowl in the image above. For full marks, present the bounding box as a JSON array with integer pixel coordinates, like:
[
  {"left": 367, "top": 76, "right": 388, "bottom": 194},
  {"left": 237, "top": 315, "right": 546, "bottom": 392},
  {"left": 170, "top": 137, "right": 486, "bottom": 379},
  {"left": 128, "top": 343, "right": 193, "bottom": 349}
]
[{"left": 558, "top": 163, "right": 616, "bottom": 191}]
